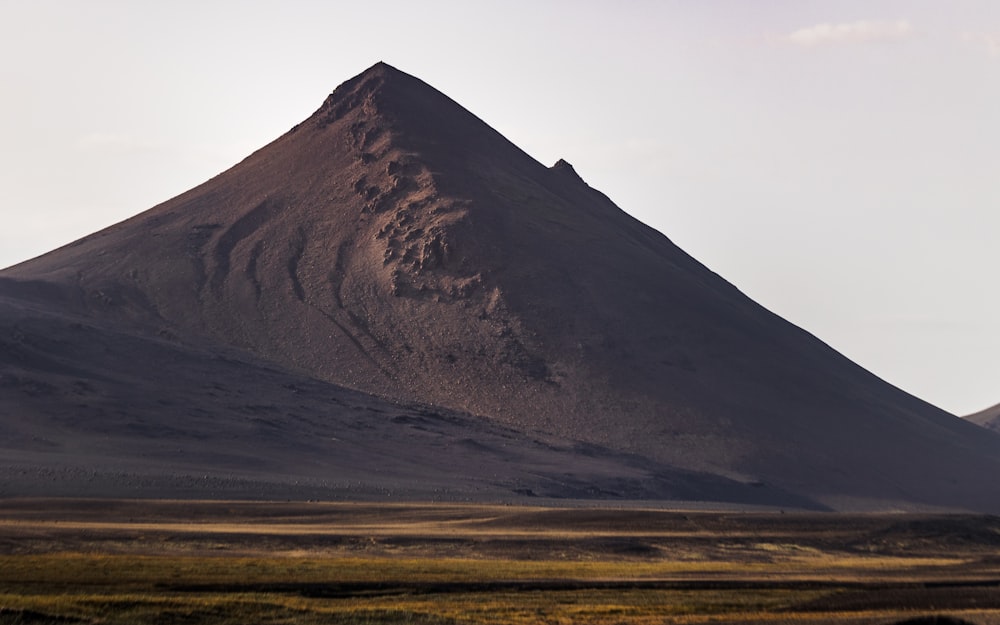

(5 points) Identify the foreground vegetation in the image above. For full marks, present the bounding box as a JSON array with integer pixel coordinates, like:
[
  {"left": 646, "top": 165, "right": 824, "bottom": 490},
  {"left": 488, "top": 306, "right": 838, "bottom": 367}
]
[
  {"left": 1, "top": 500, "right": 999, "bottom": 624},
  {"left": 0, "top": 554, "right": 868, "bottom": 625}
]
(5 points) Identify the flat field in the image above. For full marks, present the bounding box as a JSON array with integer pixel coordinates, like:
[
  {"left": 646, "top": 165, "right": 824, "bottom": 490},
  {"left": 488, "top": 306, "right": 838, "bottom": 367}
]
[{"left": 0, "top": 499, "right": 998, "bottom": 625}]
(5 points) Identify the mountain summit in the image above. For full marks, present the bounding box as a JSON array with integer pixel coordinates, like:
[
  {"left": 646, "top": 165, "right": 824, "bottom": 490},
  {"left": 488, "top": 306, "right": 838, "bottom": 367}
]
[{"left": 3, "top": 63, "right": 999, "bottom": 510}]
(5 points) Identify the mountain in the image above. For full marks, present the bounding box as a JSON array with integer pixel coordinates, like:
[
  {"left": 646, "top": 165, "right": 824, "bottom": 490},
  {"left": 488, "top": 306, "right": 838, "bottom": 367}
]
[
  {"left": 966, "top": 403, "right": 1000, "bottom": 433},
  {"left": 3, "top": 62, "right": 999, "bottom": 511}
]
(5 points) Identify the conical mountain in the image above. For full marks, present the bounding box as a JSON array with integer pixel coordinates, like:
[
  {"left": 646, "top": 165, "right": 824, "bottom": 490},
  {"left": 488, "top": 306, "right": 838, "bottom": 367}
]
[{"left": 3, "top": 63, "right": 999, "bottom": 510}]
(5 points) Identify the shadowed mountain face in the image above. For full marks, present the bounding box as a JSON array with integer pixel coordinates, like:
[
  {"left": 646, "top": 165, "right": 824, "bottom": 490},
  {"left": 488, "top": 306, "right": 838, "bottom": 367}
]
[{"left": 3, "top": 63, "right": 1000, "bottom": 510}]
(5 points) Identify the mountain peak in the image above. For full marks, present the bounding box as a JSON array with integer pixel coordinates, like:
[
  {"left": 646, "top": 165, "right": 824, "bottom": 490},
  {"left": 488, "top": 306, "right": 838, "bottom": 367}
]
[
  {"left": 367, "top": 60, "right": 404, "bottom": 75},
  {"left": 303, "top": 63, "right": 540, "bottom": 180},
  {"left": 312, "top": 61, "right": 455, "bottom": 126},
  {"left": 312, "top": 62, "right": 409, "bottom": 126},
  {"left": 342, "top": 60, "right": 410, "bottom": 88}
]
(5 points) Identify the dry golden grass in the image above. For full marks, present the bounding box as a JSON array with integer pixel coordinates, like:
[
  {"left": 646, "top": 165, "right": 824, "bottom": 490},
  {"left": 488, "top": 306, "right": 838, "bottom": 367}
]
[{"left": 2, "top": 501, "right": 999, "bottom": 625}]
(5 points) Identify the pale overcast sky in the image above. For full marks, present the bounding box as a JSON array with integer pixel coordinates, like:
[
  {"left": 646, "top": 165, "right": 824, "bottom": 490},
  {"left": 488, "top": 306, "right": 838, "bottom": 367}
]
[{"left": 1, "top": 1, "right": 998, "bottom": 415}]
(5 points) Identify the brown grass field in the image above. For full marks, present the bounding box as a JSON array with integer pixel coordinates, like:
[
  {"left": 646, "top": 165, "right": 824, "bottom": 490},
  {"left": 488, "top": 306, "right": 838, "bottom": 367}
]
[{"left": 0, "top": 499, "right": 998, "bottom": 624}]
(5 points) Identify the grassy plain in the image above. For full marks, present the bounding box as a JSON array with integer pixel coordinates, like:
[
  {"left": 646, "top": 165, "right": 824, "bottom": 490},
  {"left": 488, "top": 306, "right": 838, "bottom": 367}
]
[{"left": 0, "top": 499, "right": 999, "bottom": 625}]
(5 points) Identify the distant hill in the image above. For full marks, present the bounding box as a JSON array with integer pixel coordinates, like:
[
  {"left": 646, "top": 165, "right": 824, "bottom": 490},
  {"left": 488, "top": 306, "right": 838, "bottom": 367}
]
[
  {"left": 3, "top": 63, "right": 999, "bottom": 511},
  {"left": 966, "top": 403, "right": 1000, "bottom": 433}
]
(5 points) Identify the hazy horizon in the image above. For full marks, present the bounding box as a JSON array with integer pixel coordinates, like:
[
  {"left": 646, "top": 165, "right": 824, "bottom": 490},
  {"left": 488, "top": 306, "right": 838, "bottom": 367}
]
[{"left": 2, "top": 1, "right": 997, "bottom": 416}]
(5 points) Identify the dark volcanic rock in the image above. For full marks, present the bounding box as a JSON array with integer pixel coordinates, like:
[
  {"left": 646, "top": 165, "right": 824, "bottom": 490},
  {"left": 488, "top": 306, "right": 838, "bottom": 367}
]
[{"left": 3, "top": 63, "right": 1000, "bottom": 510}]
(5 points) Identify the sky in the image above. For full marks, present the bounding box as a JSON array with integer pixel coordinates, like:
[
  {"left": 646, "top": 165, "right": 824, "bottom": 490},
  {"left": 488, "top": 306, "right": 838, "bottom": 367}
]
[{"left": 1, "top": 1, "right": 998, "bottom": 416}]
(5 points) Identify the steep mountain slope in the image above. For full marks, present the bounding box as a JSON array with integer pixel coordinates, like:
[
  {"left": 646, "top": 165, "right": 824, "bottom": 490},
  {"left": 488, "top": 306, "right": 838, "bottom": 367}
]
[{"left": 3, "top": 63, "right": 999, "bottom": 510}]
